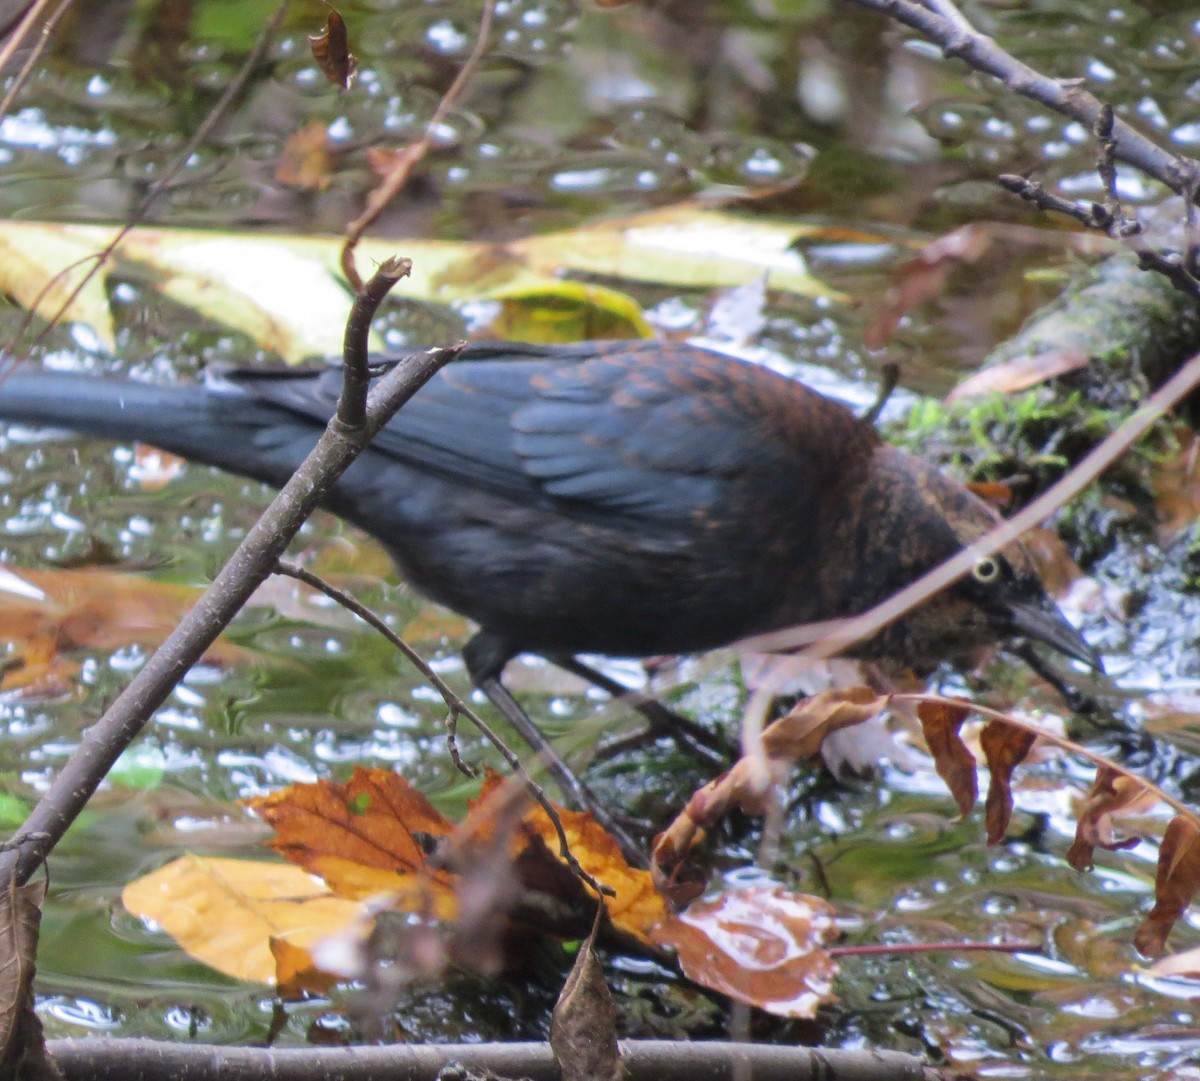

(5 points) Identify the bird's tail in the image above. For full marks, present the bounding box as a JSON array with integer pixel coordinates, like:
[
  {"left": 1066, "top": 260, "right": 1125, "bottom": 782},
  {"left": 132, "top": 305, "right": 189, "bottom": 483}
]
[{"left": 0, "top": 368, "right": 311, "bottom": 488}]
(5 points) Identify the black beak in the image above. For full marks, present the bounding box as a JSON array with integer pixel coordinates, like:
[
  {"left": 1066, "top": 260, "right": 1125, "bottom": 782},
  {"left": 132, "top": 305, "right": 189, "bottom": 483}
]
[{"left": 1008, "top": 597, "right": 1104, "bottom": 673}]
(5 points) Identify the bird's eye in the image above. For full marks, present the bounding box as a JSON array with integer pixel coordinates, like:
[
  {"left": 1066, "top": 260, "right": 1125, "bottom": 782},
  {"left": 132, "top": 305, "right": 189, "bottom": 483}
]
[{"left": 972, "top": 557, "right": 1001, "bottom": 583}]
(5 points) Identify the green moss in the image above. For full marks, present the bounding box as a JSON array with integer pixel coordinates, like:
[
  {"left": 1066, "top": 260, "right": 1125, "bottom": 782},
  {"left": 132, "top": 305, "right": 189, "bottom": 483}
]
[{"left": 890, "top": 387, "right": 1171, "bottom": 567}]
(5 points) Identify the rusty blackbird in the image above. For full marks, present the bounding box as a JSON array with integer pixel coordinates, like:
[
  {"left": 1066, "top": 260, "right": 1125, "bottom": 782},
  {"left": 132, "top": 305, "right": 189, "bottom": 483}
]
[{"left": 0, "top": 340, "right": 1099, "bottom": 819}]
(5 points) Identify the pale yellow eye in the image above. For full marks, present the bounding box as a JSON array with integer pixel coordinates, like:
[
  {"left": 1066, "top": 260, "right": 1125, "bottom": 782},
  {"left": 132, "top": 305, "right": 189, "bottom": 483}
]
[{"left": 972, "top": 557, "right": 1001, "bottom": 584}]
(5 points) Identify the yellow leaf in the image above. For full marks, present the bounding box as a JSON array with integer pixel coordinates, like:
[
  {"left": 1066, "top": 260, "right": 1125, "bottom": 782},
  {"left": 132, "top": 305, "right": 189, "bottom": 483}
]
[{"left": 122, "top": 855, "right": 362, "bottom": 984}]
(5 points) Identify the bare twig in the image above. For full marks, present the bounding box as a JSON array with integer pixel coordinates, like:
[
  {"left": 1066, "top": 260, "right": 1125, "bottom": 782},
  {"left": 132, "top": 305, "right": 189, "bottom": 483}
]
[
  {"left": 272, "top": 561, "right": 616, "bottom": 898},
  {"left": 338, "top": 257, "right": 413, "bottom": 429},
  {"left": 0, "top": 0, "right": 74, "bottom": 121},
  {"left": 0, "top": 0, "right": 72, "bottom": 115},
  {"left": 45, "top": 1037, "right": 946, "bottom": 1081},
  {"left": 842, "top": 0, "right": 1200, "bottom": 198},
  {"left": 847, "top": 0, "right": 1200, "bottom": 298},
  {"left": 998, "top": 107, "right": 1200, "bottom": 297}
]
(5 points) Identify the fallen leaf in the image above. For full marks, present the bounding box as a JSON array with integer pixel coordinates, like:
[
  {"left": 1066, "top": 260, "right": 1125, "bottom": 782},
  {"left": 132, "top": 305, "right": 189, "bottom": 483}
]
[
  {"left": 653, "top": 688, "right": 886, "bottom": 897},
  {"left": 1151, "top": 431, "right": 1200, "bottom": 542},
  {"left": 865, "top": 223, "right": 995, "bottom": 349},
  {"left": 276, "top": 123, "right": 336, "bottom": 192},
  {"left": 0, "top": 878, "right": 46, "bottom": 1070},
  {"left": 654, "top": 883, "right": 838, "bottom": 1018},
  {"left": 122, "top": 855, "right": 362, "bottom": 984},
  {"left": 248, "top": 768, "right": 459, "bottom": 917},
  {"left": 130, "top": 443, "right": 187, "bottom": 490},
  {"left": 946, "top": 349, "right": 1090, "bottom": 402},
  {"left": 484, "top": 280, "right": 653, "bottom": 342},
  {"left": 0, "top": 564, "right": 260, "bottom": 698}
]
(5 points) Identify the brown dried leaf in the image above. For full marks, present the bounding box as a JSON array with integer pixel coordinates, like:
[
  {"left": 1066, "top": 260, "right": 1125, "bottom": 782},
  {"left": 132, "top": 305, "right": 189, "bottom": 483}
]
[
  {"left": 1066, "top": 765, "right": 1148, "bottom": 871},
  {"left": 0, "top": 878, "right": 46, "bottom": 1068},
  {"left": 918, "top": 700, "right": 977, "bottom": 817},
  {"left": 308, "top": 7, "right": 356, "bottom": 89},
  {"left": 980, "top": 721, "right": 1038, "bottom": 843},
  {"left": 946, "top": 348, "right": 1089, "bottom": 402},
  {"left": 0, "top": 564, "right": 259, "bottom": 698},
  {"left": 130, "top": 443, "right": 186, "bottom": 490},
  {"left": 761, "top": 686, "right": 889, "bottom": 762},
  {"left": 247, "top": 768, "right": 459, "bottom": 917},
  {"left": 276, "top": 122, "right": 335, "bottom": 192},
  {"left": 551, "top": 907, "right": 622, "bottom": 1081},
  {"left": 1135, "top": 816, "right": 1200, "bottom": 958},
  {"left": 271, "top": 935, "right": 336, "bottom": 997},
  {"left": 653, "top": 884, "right": 838, "bottom": 1018},
  {"left": 653, "top": 688, "right": 886, "bottom": 899},
  {"left": 965, "top": 480, "right": 1015, "bottom": 511}
]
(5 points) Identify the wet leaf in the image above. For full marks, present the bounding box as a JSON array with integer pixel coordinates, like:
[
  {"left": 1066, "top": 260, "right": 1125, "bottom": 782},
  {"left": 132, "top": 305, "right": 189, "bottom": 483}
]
[
  {"left": 761, "top": 686, "right": 888, "bottom": 763},
  {"left": 248, "top": 769, "right": 459, "bottom": 918},
  {"left": 0, "top": 212, "right": 842, "bottom": 364},
  {"left": 308, "top": 7, "right": 357, "bottom": 89},
  {"left": 0, "top": 564, "right": 260, "bottom": 699},
  {"left": 551, "top": 907, "right": 622, "bottom": 1081},
  {"left": 484, "top": 280, "right": 653, "bottom": 342},
  {"left": 1066, "top": 765, "right": 1147, "bottom": 871},
  {"left": 0, "top": 223, "right": 115, "bottom": 349},
  {"left": 980, "top": 721, "right": 1038, "bottom": 843},
  {"left": 521, "top": 203, "right": 845, "bottom": 300},
  {"left": 946, "top": 349, "right": 1089, "bottom": 402},
  {"left": 121, "top": 855, "right": 362, "bottom": 984},
  {"left": 129, "top": 444, "right": 186, "bottom": 490},
  {"left": 653, "top": 883, "right": 838, "bottom": 1018},
  {"left": 917, "top": 699, "right": 977, "bottom": 818},
  {"left": 1135, "top": 816, "right": 1200, "bottom": 958}
]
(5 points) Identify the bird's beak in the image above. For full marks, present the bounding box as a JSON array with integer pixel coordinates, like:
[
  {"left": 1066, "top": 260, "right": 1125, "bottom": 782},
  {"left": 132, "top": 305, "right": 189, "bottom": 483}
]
[{"left": 1008, "top": 597, "right": 1104, "bottom": 672}]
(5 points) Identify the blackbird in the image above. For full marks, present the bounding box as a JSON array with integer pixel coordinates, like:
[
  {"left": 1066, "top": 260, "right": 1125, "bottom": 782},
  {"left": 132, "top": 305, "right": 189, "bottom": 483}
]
[{"left": 0, "top": 340, "right": 1098, "bottom": 821}]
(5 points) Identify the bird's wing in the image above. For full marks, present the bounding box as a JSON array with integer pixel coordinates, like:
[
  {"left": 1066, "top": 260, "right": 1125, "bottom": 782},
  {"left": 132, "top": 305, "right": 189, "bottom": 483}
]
[{"left": 228, "top": 341, "right": 842, "bottom": 522}]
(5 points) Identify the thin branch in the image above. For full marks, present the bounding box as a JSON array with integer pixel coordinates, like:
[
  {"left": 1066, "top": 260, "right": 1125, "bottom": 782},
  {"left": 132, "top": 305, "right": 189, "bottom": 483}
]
[
  {"left": 45, "top": 1038, "right": 948, "bottom": 1081},
  {"left": 842, "top": 0, "right": 1200, "bottom": 197},
  {"left": 338, "top": 256, "right": 413, "bottom": 429},
  {"left": 0, "top": 0, "right": 74, "bottom": 121},
  {"left": 340, "top": 0, "right": 496, "bottom": 289},
  {"left": 272, "top": 560, "right": 616, "bottom": 899},
  {"left": 0, "top": 0, "right": 72, "bottom": 115}
]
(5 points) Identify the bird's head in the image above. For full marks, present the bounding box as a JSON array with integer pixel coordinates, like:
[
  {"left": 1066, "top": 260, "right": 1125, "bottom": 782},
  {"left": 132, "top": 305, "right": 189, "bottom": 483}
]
[{"left": 848, "top": 446, "right": 1102, "bottom": 674}]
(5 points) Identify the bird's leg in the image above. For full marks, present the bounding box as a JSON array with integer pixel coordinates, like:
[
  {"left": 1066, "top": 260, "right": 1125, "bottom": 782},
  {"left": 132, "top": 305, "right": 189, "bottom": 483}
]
[
  {"left": 549, "top": 655, "right": 729, "bottom": 767},
  {"left": 475, "top": 674, "right": 647, "bottom": 867}
]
